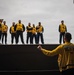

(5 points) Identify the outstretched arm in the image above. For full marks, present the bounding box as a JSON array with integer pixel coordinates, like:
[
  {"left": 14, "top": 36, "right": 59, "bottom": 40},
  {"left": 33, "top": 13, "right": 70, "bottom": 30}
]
[
  {"left": 37, "top": 45, "right": 51, "bottom": 56},
  {"left": 37, "top": 45, "right": 62, "bottom": 56},
  {"left": 37, "top": 45, "right": 43, "bottom": 50}
]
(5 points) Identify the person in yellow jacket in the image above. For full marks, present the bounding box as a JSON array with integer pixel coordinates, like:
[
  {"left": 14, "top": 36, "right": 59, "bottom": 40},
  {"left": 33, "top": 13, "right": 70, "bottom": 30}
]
[
  {"left": 37, "top": 32, "right": 74, "bottom": 75},
  {"left": 9, "top": 22, "right": 16, "bottom": 44},
  {"left": 58, "top": 20, "right": 67, "bottom": 44},
  {"left": 26, "top": 23, "right": 33, "bottom": 44},
  {"left": 2, "top": 21, "right": 8, "bottom": 44},
  {"left": 0, "top": 19, "right": 3, "bottom": 43},
  {"left": 32, "top": 24, "right": 37, "bottom": 44},
  {"left": 36, "top": 22, "right": 44, "bottom": 44},
  {"left": 14, "top": 20, "right": 25, "bottom": 44}
]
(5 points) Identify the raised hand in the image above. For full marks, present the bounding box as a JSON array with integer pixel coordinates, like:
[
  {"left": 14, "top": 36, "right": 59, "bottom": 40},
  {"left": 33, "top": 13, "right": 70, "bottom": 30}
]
[{"left": 37, "top": 45, "right": 42, "bottom": 50}]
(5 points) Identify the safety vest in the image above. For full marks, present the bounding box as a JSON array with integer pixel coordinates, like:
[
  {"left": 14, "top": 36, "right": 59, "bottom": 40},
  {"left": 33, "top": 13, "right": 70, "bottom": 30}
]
[
  {"left": 36, "top": 25, "right": 43, "bottom": 33},
  {"left": 32, "top": 27, "right": 36, "bottom": 34},
  {"left": 58, "top": 43, "right": 74, "bottom": 72},
  {"left": 11, "top": 26, "right": 16, "bottom": 33},
  {"left": 36, "top": 26, "right": 39, "bottom": 32},
  {"left": 2, "top": 24, "right": 8, "bottom": 33},
  {"left": 16, "top": 23, "right": 23, "bottom": 31},
  {"left": 59, "top": 24, "right": 66, "bottom": 32},
  {"left": 26, "top": 26, "right": 32, "bottom": 32}
]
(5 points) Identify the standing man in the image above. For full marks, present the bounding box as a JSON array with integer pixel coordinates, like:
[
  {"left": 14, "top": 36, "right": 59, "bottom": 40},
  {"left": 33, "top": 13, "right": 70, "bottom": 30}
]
[
  {"left": 9, "top": 22, "right": 16, "bottom": 44},
  {"left": 58, "top": 20, "right": 67, "bottom": 44},
  {"left": 37, "top": 32, "right": 74, "bottom": 75},
  {"left": 32, "top": 24, "right": 37, "bottom": 44},
  {"left": 26, "top": 23, "right": 33, "bottom": 44},
  {"left": 36, "top": 22, "right": 44, "bottom": 44},
  {"left": 0, "top": 19, "right": 3, "bottom": 43},
  {"left": 15, "top": 20, "right": 25, "bottom": 44},
  {"left": 2, "top": 21, "right": 8, "bottom": 44}
]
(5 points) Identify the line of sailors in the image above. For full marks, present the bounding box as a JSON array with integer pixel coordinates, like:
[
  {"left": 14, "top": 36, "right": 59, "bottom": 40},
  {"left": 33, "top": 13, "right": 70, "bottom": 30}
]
[
  {"left": 26, "top": 22, "right": 44, "bottom": 44},
  {"left": 0, "top": 19, "right": 44, "bottom": 44}
]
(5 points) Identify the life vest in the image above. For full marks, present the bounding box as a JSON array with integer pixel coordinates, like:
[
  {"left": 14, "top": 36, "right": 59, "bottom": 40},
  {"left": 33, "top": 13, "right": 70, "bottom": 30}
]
[
  {"left": 59, "top": 24, "right": 66, "bottom": 32},
  {"left": 11, "top": 26, "right": 16, "bottom": 33},
  {"left": 16, "top": 23, "right": 23, "bottom": 31},
  {"left": 32, "top": 27, "right": 36, "bottom": 34},
  {"left": 26, "top": 26, "right": 32, "bottom": 32},
  {"left": 2, "top": 24, "right": 8, "bottom": 33},
  {"left": 64, "top": 45, "right": 74, "bottom": 65},
  {"left": 36, "top": 26, "right": 39, "bottom": 32},
  {"left": 58, "top": 43, "right": 74, "bottom": 72},
  {"left": 36, "top": 25, "right": 43, "bottom": 33}
]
